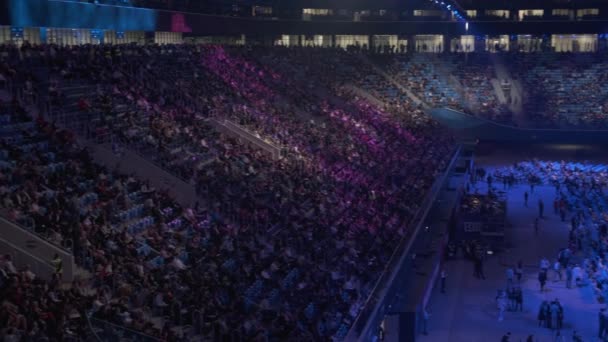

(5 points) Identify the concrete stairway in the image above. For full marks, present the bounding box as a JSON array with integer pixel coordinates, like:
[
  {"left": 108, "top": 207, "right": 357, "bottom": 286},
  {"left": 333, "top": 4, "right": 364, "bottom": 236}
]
[
  {"left": 361, "top": 54, "right": 428, "bottom": 108},
  {"left": 343, "top": 83, "right": 386, "bottom": 108},
  {"left": 489, "top": 54, "right": 527, "bottom": 126}
]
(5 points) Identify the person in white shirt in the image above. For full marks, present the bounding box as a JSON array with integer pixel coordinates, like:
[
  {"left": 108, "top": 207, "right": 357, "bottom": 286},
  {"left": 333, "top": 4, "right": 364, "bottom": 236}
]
[
  {"left": 540, "top": 257, "right": 550, "bottom": 272},
  {"left": 553, "top": 260, "right": 562, "bottom": 281},
  {"left": 171, "top": 256, "right": 186, "bottom": 270},
  {"left": 2, "top": 255, "right": 17, "bottom": 274}
]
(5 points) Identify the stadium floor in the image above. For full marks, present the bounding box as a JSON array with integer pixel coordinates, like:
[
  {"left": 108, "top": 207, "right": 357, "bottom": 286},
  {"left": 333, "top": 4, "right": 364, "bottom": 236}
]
[{"left": 417, "top": 144, "right": 608, "bottom": 342}]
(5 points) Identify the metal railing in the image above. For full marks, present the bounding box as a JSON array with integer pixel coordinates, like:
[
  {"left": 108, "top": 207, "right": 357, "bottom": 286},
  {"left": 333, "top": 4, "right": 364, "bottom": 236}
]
[
  {"left": 345, "top": 144, "right": 462, "bottom": 341},
  {"left": 436, "top": 107, "right": 608, "bottom": 132},
  {"left": 0, "top": 215, "right": 75, "bottom": 282},
  {"left": 212, "top": 118, "right": 283, "bottom": 160},
  {"left": 88, "top": 315, "right": 163, "bottom": 342}
]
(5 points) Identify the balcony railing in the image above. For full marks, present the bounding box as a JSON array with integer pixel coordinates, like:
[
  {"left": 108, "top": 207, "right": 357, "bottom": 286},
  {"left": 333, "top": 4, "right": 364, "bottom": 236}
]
[{"left": 345, "top": 144, "right": 462, "bottom": 341}]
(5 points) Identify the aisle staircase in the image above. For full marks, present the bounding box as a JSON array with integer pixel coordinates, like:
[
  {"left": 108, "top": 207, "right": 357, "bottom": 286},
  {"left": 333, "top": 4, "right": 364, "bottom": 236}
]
[
  {"left": 489, "top": 54, "right": 526, "bottom": 126},
  {"left": 361, "top": 55, "right": 428, "bottom": 107},
  {"left": 343, "top": 83, "right": 386, "bottom": 108}
]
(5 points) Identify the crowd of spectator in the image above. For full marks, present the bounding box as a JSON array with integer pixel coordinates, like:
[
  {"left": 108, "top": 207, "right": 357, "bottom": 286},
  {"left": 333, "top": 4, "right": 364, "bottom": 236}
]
[
  {"left": 0, "top": 42, "right": 455, "bottom": 341},
  {"left": 510, "top": 53, "right": 608, "bottom": 129},
  {"left": 492, "top": 160, "right": 608, "bottom": 303},
  {"left": 369, "top": 51, "right": 608, "bottom": 129},
  {"left": 4, "top": 40, "right": 608, "bottom": 341}
]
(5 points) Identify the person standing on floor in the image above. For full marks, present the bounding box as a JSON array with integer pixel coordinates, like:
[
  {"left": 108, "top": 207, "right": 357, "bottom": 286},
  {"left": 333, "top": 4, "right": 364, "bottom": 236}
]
[
  {"left": 525, "top": 191, "right": 529, "bottom": 207},
  {"left": 540, "top": 257, "right": 550, "bottom": 273},
  {"left": 553, "top": 260, "right": 562, "bottom": 282},
  {"left": 553, "top": 197, "right": 559, "bottom": 215},
  {"left": 539, "top": 270, "right": 547, "bottom": 292},
  {"left": 566, "top": 264, "right": 573, "bottom": 289},
  {"left": 539, "top": 199, "right": 545, "bottom": 218},
  {"left": 516, "top": 260, "right": 524, "bottom": 283},
  {"left": 474, "top": 256, "right": 486, "bottom": 279},
  {"left": 599, "top": 308, "right": 606, "bottom": 339},
  {"left": 422, "top": 307, "right": 430, "bottom": 335},
  {"left": 538, "top": 301, "right": 548, "bottom": 327},
  {"left": 506, "top": 267, "right": 514, "bottom": 289},
  {"left": 551, "top": 299, "right": 561, "bottom": 330},
  {"left": 497, "top": 290, "right": 508, "bottom": 322},
  {"left": 440, "top": 268, "right": 447, "bottom": 293},
  {"left": 515, "top": 287, "right": 523, "bottom": 312}
]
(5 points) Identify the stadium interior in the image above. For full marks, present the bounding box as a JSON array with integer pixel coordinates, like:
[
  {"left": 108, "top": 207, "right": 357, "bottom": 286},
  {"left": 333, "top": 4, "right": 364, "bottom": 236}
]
[{"left": 1, "top": 0, "right": 608, "bottom": 341}]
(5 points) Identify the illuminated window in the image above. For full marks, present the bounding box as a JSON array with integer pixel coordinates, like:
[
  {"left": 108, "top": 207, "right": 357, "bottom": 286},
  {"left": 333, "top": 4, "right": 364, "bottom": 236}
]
[
  {"left": 552, "top": 9, "right": 570, "bottom": 16},
  {"left": 301, "top": 35, "right": 332, "bottom": 47},
  {"left": 0, "top": 27, "right": 10, "bottom": 44},
  {"left": 485, "top": 10, "right": 510, "bottom": 19},
  {"left": 466, "top": 10, "right": 477, "bottom": 18},
  {"left": 414, "top": 35, "right": 444, "bottom": 53},
  {"left": 413, "top": 10, "right": 443, "bottom": 17},
  {"left": 253, "top": 6, "right": 272, "bottom": 16},
  {"left": 577, "top": 8, "right": 599, "bottom": 18},
  {"left": 24, "top": 27, "right": 41, "bottom": 45},
  {"left": 275, "top": 35, "right": 299, "bottom": 47},
  {"left": 551, "top": 34, "right": 597, "bottom": 52},
  {"left": 450, "top": 35, "right": 475, "bottom": 52},
  {"left": 485, "top": 35, "right": 510, "bottom": 52},
  {"left": 518, "top": 9, "right": 544, "bottom": 20},
  {"left": 154, "top": 32, "right": 183, "bottom": 45},
  {"left": 302, "top": 8, "right": 333, "bottom": 16},
  {"left": 335, "top": 35, "right": 369, "bottom": 49}
]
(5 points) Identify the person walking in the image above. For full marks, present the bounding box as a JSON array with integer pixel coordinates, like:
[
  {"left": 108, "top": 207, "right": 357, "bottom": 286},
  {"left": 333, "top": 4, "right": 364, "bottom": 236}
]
[
  {"left": 553, "top": 260, "right": 562, "bottom": 282},
  {"left": 515, "top": 287, "right": 523, "bottom": 312},
  {"left": 538, "top": 199, "right": 544, "bottom": 218},
  {"left": 540, "top": 257, "right": 550, "bottom": 272},
  {"left": 555, "top": 300, "right": 563, "bottom": 330},
  {"left": 566, "top": 264, "right": 573, "bottom": 289},
  {"left": 422, "top": 307, "right": 430, "bottom": 335},
  {"left": 549, "top": 299, "right": 562, "bottom": 331},
  {"left": 506, "top": 267, "right": 515, "bottom": 289},
  {"left": 475, "top": 257, "right": 486, "bottom": 279},
  {"left": 538, "top": 301, "right": 547, "bottom": 327},
  {"left": 524, "top": 191, "right": 529, "bottom": 207},
  {"left": 539, "top": 270, "right": 547, "bottom": 292},
  {"left": 516, "top": 260, "right": 524, "bottom": 283},
  {"left": 599, "top": 308, "right": 606, "bottom": 339},
  {"left": 497, "top": 290, "right": 508, "bottom": 322},
  {"left": 553, "top": 197, "right": 559, "bottom": 215},
  {"left": 440, "top": 268, "right": 447, "bottom": 293}
]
